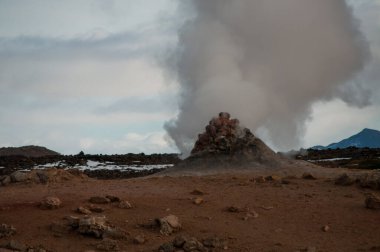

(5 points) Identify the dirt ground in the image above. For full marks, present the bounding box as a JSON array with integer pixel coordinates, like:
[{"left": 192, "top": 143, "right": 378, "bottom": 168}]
[{"left": 0, "top": 170, "right": 379, "bottom": 252}]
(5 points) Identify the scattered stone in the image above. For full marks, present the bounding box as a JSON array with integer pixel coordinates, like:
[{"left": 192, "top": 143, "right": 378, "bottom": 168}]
[
  {"left": 160, "top": 235, "right": 227, "bottom": 252},
  {"left": 0, "top": 224, "right": 16, "bottom": 238},
  {"left": 77, "top": 206, "right": 92, "bottom": 215},
  {"left": 202, "top": 237, "right": 227, "bottom": 249},
  {"left": 193, "top": 197, "right": 204, "bottom": 205},
  {"left": 183, "top": 237, "right": 206, "bottom": 251},
  {"left": 133, "top": 235, "right": 146, "bottom": 244},
  {"left": 159, "top": 242, "right": 175, "bottom": 252},
  {"left": 5, "top": 240, "right": 27, "bottom": 251},
  {"left": 10, "top": 171, "right": 30, "bottom": 182},
  {"left": 40, "top": 196, "right": 62, "bottom": 209},
  {"left": 359, "top": 174, "right": 380, "bottom": 190},
  {"left": 255, "top": 176, "right": 266, "bottom": 183},
  {"left": 322, "top": 225, "right": 330, "bottom": 232},
  {"left": 302, "top": 173, "right": 316, "bottom": 180},
  {"left": 64, "top": 216, "right": 79, "bottom": 228},
  {"left": 95, "top": 238, "right": 119, "bottom": 251},
  {"left": 89, "top": 196, "right": 111, "bottom": 204},
  {"left": 365, "top": 193, "right": 380, "bottom": 210},
  {"left": 265, "top": 175, "right": 282, "bottom": 181},
  {"left": 118, "top": 200, "right": 132, "bottom": 209},
  {"left": 89, "top": 205, "right": 105, "bottom": 213},
  {"left": 36, "top": 170, "right": 49, "bottom": 184},
  {"left": 156, "top": 215, "right": 181, "bottom": 235},
  {"left": 102, "top": 227, "right": 127, "bottom": 240},
  {"left": 173, "top": 235, "right": 189, "bottom": 248},
  {"left": 226, "top": 206, "right": 241, "bottom": 213},
  {"left": 335, "top": 173, "right": 355, "bottom": 186},
  {"left": 78, "top": 216, "right": 108, "bottom": 238},
  {"left": 190, "top": 189, "right": 205, "bottom": 195},
  {"left": 0, "top": 176, "right": 11, "bottom": 186},
  {"left": 105, "top": 195, "right": 120, "bottom": 202}
]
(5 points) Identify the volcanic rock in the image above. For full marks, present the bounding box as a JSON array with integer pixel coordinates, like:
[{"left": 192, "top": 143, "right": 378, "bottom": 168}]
[
  {"left": 40, "top": 196, "right": 62, "bottom": 209},
  {"left": 10, "top": 171, "right": 30, "bottom": 182},
  {"left": 365, "top": 194, "right": 380, "bottom": 210},
  {"left": 117, "top": 200, "right": 132, "bottom": 209},
  {"left": 156, "top": 215, "right": 181, "bottom": 235},
  {"left": 0, "top": 176, "right": 11, "bottom": 186},
  {"left": 89, "top": 196, "right": 111, "bottom": 204},
  {"left": 162, "top": 112, "right": 291, "bottom": 174},
  {"left": 335, "top": 173, "right": 355, "bottom": 186},
  {"left": 0, "top": 224, "right": 16, "bottom": 238}
]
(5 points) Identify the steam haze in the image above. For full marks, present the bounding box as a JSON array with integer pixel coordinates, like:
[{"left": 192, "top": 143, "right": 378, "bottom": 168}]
[{"left": 165, "top": 0, "right": 370, "bottom": 156}]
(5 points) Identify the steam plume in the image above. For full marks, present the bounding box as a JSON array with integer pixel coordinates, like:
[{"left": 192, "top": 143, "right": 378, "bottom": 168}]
[{"left": 165, "top": 0, "right": 369, "bottom": 156}]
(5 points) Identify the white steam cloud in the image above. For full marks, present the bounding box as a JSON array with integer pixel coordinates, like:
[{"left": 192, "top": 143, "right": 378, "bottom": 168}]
[{"left": 165, "top": 0, "right": 369, "bottom": 156}]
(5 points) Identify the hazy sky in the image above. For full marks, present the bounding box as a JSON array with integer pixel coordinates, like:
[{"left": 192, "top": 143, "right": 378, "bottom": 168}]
[{"left": 0, "top": 0, "right": 379, "bottom": 154}]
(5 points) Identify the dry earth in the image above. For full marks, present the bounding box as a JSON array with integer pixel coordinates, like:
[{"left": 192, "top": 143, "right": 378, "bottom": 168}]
[{"left": 0, "top": 168, "right": 380, "bottom": 252}]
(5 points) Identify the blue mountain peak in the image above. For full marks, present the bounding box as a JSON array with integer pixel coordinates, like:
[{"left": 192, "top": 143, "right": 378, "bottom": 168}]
[{"left": 311, "top": 128, "right": 380, "bottom": 149}]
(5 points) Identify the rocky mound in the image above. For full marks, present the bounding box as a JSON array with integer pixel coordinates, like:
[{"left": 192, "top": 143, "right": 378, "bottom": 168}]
[
  {"left": 0, "top": 145, "right": 60, "bottom": 157},
  {"left": 162, "top": 112, "right": 295, "bottom": 175}
]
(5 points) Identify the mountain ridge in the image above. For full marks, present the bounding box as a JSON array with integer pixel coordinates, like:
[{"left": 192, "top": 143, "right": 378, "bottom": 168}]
[{"left": 311, "top": 128, "right": 380, "bottom": 150}]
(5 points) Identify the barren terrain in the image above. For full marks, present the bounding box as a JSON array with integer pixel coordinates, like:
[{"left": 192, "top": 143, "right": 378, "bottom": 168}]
[{"left": 0, "top": 168, "right": 379, "bottom": 252}]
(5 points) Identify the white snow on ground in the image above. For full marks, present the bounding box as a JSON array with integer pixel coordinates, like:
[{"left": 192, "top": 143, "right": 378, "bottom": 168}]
[
  {"left": 33, "top": 160, "right": 173, "bottom": 171},
  {"left": 308, "top": 157, "right": 352, "bottom": 162}
]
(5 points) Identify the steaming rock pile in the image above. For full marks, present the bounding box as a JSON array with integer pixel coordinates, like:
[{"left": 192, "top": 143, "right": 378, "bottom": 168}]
[
  {"left": 161, "top": 112, "right": 291, "bottom": 175},
  {"left": 191, "top": 112, "right": 255, "bottom": 155}
]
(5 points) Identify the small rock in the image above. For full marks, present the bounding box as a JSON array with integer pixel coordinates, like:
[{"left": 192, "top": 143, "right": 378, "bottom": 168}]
[
  {"left": 64, "top": 216, "right": 79, "bottom": 228},
  {"left": 202, "top": 237, "right": 227, "bottom": 248},
  {"left": 159, "top": 242, "right": 175, "bottom": 252},
  {"left": 89, "top": 196, "right": 111, "bottom": 204},
  {"left": 102, "top": 227, "right": 127, "bottom": 240},
  {"left": 96, "top": 238, "right": 119, "bottom": 251},
  {"left": 302, "top": 173, "right": 316, "bottom": 180},
  {"left": 265, "top": 175, "right": 282, "bottom": 181},
  {"left": 77, "top": 206, "right": 92, "bottom": 215},
  {"left": 183, "top": 237, "right": 205, "bottom": 251},
  {"left": 226, "top": 206, "right": 241, "bottom": 213},
  {"left": 89, "top": 205, "right": 105, "bottom": 213},
  {"left": 365, "top": 193, "right": 380, "bottom": 210},
  {"left": 105, "top": 195, "right": 120, "bottom": 202},
  {"left": 6, "top": 240, "right": 27, "bottom": 251},
  {"left": 133, "top": 235, "right": 145, "bottom": 244},
  {"left": 322, "top": 225, "right": 330, "bottom": 232},
  {"left": 36, "top": 171, "right": 49, "bottom": 184},
  {"left": 10, "top": 171, "right": 30, "bottom": 183},
  {"left": 40, "top": 196, "right": 62, "bottom": 209},
  {"left": 255, "top": 176, "right": 266, "bottom": 183},
  {"left": 156, "top": 215, "right": 181, "bottom": 235},
  {"left": 190, "top": 189, "right": 205, "bottom": 195},
  {"left": 78, "top": 216, "right": 108, "bottom": 238},
  {"left": 0, "top": 176, "right": 11, "bottom": 186},
  {"left": 335, "top": 174, "right": 355, "bottom": 186},
  {"left": 118, "top": 200, "right": 132, "bottom": 209},
  {"left": 0, "top": 224, "right": 16, "bottom": 238},
  {"left": 173, "top": 235, "right": 189, "bottom": 248},
  {"left": 193, "top": 197, "right": 204, "bottom": 205}
]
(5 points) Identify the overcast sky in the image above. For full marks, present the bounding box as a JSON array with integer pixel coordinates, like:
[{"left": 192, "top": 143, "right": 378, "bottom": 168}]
[{"left": 0, "top": 0, "right": 379, "bottom": 154}]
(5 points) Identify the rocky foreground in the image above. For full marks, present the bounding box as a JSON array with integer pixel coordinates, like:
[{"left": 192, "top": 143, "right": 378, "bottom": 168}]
[{"left": 0, "top": 168, "right": 380, "bottom": 252}]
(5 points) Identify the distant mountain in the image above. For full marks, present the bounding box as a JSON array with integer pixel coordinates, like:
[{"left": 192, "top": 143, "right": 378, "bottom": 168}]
[
  {"left": 0, "top": 145, "right": 60, "bottom": 157},
  {"left": 311, "top": 128, "right": 380, "bottom": 150}
]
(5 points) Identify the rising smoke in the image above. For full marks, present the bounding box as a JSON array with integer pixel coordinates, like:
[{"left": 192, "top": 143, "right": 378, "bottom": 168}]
[{"left": 165, "top": 0, "right": 369, "bottom": 156}]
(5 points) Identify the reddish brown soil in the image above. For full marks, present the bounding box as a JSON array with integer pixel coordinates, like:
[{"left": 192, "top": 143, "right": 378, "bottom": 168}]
[{"left": 0, "top": 171, "right": 379, "bottom": 252}]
